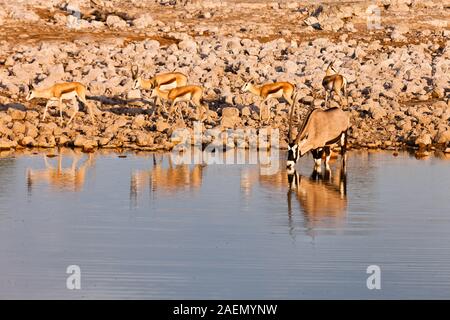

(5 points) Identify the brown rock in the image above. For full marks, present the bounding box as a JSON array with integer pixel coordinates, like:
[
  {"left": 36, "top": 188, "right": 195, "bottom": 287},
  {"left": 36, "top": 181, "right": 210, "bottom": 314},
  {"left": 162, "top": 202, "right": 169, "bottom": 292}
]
[
  {"left": 133, "top": 114, "right": 146, "bottom": 128},
  {"left": 7, "top": 108, "right": 26, "bottom": 121},
  {"left": 436, "top": 130, "right": 450, "bottom": 144},
  {"left": 57, "top": 135, "right": 70, "bottom": 146},
  {"left": 221, "top": 107, "right": 241, "bottom": 128},
  {"left": 136, "top": 132, "right": 154, "bottom": 147},
  {"left": 25, "top": 123, "right": 39, "bottom": 138},
  {"left": 156, "top": 119, "right": 170, "bottom": 132},
  {"left": 12, "top": 122, "right": 26, "bottom": 135},
  {"left": 0, "top": 138, "right": 16, "bottom": 150},
  {"left": 20, "top": 136, "right": 35, "bottom": 147},
  {"left": 415, "top": 133, "right": 432, "bottom": 146}
]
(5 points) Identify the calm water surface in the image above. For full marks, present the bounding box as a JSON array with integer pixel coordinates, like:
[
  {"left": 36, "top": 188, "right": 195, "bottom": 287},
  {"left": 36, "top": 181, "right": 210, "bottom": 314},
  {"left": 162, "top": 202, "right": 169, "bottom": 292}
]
[{"left": 0, "top": 149, "right": 449, "bottom": 299}]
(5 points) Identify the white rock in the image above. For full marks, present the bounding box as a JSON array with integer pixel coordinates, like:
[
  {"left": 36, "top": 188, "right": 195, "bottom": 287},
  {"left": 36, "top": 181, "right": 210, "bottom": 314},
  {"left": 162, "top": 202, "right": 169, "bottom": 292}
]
[
  {"left": 133, "top": 13, "right": 154, "bottom": 29},
  {"left": 106, "top": 15, "right": 127, "bottom": 29}
]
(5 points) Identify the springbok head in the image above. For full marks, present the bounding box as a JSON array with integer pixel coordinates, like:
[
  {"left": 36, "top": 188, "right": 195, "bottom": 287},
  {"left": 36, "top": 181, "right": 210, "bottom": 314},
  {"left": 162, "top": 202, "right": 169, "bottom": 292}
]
[
  {"left": 241, "top": 79, "right": 255, "bottom": 93},
  {"left": 26, "top": 80, "right": 35, "bottom": 101},
  {"left": 326, "top": 61, "right": 339, "bottom": 75},
  {"left": 131, "top": 65, "right": 141, "bottom": 90}
]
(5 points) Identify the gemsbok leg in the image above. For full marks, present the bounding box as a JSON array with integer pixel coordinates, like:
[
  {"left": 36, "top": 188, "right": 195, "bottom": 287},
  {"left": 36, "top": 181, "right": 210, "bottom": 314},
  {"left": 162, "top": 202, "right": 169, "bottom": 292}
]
[{"left": 340, "top": 131, "right": 348, "bottom": 173}]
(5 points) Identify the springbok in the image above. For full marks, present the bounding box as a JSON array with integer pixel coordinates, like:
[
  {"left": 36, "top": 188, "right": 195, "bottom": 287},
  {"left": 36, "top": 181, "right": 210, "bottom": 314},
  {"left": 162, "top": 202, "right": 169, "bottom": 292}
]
[
  {"left": 150, "top": 85, "right": 209, "bottom": 121},
  {"left": 131, "top": 66, "right": 188, "bottom": 91},
  {"left": 26, "top": 81, "right": 95, "bottom": 125},
  {"left": 241, "top": 80, "right": 295, "bottom": 120},
  {"left": 286, "top": 97, "right": 350, "bottom": 173},
  {"left": 130, "top": 154, "right": 204, "bottom": 203},
  {"left": 131, "top": 66, "right": 188, "bottom": 94},
  {"left": 27, "top": 150, "right": 95, "bottom": 193},
  {"left": 322, "top": 62, "right": 348, "bottom": 107}
]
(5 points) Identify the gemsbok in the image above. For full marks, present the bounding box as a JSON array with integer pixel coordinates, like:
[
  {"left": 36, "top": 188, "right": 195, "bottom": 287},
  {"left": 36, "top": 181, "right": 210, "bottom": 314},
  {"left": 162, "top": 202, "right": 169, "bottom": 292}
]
[
  {"left": 322, "top": 62, "right": 348, "bottom": 107},
  {"left": 286, "top": 97, "right": 350, "bottom": 173},
  {"left": 150, "top": 85, "right": 209, "bottom": 121},
  {"left": 26, "top": 81, "right": 95, "bottom": 125},
  {"left": 241, "top": 80, "right": 295, "bottom": 121}
]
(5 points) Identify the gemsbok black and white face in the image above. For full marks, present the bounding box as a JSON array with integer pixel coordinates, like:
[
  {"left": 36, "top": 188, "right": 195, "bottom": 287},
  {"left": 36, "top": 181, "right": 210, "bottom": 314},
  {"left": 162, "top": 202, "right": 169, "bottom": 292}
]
[
  {"left": 287, "top": 132, "right": 312, "bottom": 173},
  {"left": 286, "top": 143, "right": 300, "bottom": 173}
]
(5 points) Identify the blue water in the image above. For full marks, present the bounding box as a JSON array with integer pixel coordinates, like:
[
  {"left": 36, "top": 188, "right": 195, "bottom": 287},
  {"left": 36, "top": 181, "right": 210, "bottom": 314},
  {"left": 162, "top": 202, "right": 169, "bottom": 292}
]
[{"left": 0, "top": 149, "right": 449, "bottom": 299}]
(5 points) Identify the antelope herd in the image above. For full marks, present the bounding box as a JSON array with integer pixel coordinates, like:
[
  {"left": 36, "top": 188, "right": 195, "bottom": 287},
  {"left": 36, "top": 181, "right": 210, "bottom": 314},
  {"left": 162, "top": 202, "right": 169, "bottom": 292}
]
[{"left": 21, "top": 62, "right": 350, "bottom": 169}]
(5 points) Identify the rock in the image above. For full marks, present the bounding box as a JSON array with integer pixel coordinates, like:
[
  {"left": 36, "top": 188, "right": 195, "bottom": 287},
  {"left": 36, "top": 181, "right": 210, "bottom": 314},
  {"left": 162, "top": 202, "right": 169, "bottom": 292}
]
[
  {"left": 0, "top": 138, "right": 16, "bottom": 150},
  {"left": 57, "top": 135, "right": 70, "bottom": 146},
  {"left": 12, "top": 122, "right": 26, "bottom": 135},
  {"left": 73, "top": 135, "right": 97, "bottom": 152},
  {"left": 25, "top": 123, "right": 39, "bottom": 138},
  {"left": 284, "top": 60, "right": 297, "bottom": 74},
  {"left": 106, "top": 15, "right": 127, "bottom": 29},
  {"left": 436, "top": 130, "right": 450, "bottom": 144},
  {"left": 132, "top": 114, "right": 146, "bottom": 128},
  {"left": 127, "top": 89, "right": 142, "bottom": 100},
  {"left": 369, "top": 104, "right": 387, "bottom": 120},
  {"left": 222, "top": 107, "right": 240, "bottom": 118},
  {"left": 415, "top": 133, "right": 432, "bottom": 146},
  {"left": 7, "top": 108, "right": 26, "bottom": 120},
  {"left": 391, "top": 27, "right": 407, "bottom": 42},
  {"left": 156, "top": 119, "right": 170, "bottom": 132},
  {"left": 9, "top": 7, "right": 40, "bottom": 22},
  {"left": 136, "top": 132, "right": 154, "bottom": 147},
  {"left": 133, "top": 13, "right": 154, "bottom": 29},
  {"left": 20, "top": 136, "right": 35, "bottom": 147},
  {"left": 304, "top": 16, "right": 321, "bottom": 30},
  {"left": 221, "top": 107, "right": 241, "bottom": 128},
  {"left": 0, "top": 113, "right": 13, "bottom": 124},
  {"left": 241, "top": 106, "right": 252, "bottom": 117},
  {"left": 178, "top": 39, "right": 197, "bottom": 52}
]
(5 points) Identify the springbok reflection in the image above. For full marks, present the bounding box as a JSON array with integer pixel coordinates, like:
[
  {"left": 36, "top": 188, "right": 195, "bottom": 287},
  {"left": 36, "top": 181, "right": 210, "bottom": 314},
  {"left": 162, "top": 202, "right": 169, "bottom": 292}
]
[
  {"left": 130, "top": 154, "right": 205, "bottom": 203},
  {"left": 27, "top": 150, "right": 95, "bottom": 193},
  {"left": 287, "top": 165, "right": 347, "bottom": 235}
]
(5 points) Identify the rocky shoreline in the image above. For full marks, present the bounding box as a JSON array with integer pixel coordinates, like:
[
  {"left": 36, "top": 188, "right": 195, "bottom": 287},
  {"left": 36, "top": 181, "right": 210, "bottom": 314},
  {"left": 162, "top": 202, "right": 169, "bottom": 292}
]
[{"left": 0, "top": 0, "right": 449, "bottom": 155}]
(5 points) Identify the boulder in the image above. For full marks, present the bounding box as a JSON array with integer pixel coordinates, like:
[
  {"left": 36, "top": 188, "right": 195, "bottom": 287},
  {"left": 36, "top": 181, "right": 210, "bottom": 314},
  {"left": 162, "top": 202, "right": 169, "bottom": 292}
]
[
  {"left": 0, "top": 138, "right": 17, "bottom": 150},
  {"left": 221, "top": 107, "right": 241, "bottom": 128},
  {"left": 156, "top": 119, "right": 170, "bottom": 132},
  {"left": 415, "top": 133, "right": 432, "bottom": 146},
  {"left": 8, "top": 108, "right": 26, "bottom": 121},
  {"left": 106, "top": 15, "right": 127, "bottom": 29},
  {"left": 133, "top": 13, "right": 154, "bottom": 29},
  {"left": 20, "top": 136, "right": 35, "bottom": 147}
]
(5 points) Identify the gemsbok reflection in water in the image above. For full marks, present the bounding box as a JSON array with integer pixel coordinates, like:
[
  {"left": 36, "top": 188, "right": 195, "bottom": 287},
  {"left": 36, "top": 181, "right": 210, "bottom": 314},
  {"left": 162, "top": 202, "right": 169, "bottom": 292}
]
[
  {"left": 27, "top": 149, "right": 95, "bottom": 193},
  {"left": 130, "top": 154, "right": 205, "bottom": 205},
  {"left": 287, "top": 164, "right": 347, "bottom": 237}
]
